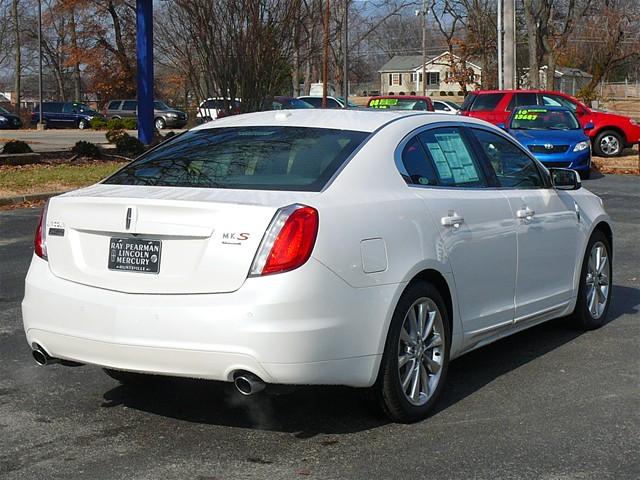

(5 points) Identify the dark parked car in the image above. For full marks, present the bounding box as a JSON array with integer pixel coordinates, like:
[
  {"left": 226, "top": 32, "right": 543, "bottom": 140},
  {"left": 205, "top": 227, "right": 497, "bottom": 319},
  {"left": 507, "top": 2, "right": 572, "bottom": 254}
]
[
  {"left": 31, "top": 102, "right": 103, "bottom": 129},
  {"left": 268, "top": 96, "right": 313, "bottom": 110},
  {"left": 0, "top": 106, "right": 22, "bottom": 129},
  {"left": 105, "top": 100, "right": 188, "bottom": 130}
]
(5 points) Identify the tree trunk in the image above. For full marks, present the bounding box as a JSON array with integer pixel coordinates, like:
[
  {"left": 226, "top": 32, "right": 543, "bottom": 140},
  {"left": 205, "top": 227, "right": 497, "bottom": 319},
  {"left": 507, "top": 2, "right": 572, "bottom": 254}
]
[
  {"left": 70, "top": 7, "right": 82, "bottom": 102},
  {"left": 523, "top": 0, "right": 539, "bottom": 88},
  {"left": 12, "top": 0, "right": 20, "bottom": 114},
  {"left": 545, "top": 52, "right": 556, "bottom": 90}
]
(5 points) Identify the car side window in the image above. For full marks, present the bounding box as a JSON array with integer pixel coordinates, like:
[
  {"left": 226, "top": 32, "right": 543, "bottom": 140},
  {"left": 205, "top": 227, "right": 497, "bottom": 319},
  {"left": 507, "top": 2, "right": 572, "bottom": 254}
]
[
  {"left": 540, "top": 94, "right": 577, "bottom": 112},
  {"left": 471, "top": 128, "right": 544, "bottom": 189},
  {"left": 327, "top": 98, "right": 342, "bottom": 109},
  {"left": 433, "top": 102, "right": 447, "bottom": 111},
  {"left": 62, "top": 103, "right": 74, "bottom": 113},
  {"left": 469, "top": 93, "right": 504, "bottom": 111},
  {"left": 122, "top": 100, "right": 137, "bottom": 111},
  {"left": 506, "top": 92, "right": 538, "bottom": 111},
  {"left": 400, "top": 136, "right": 438, "bottom": 186},
  {"left": 108, "top": 101, "right": 121, "bottom": 110},
  {"left": 418, "top": 128, "right": 486, "bottom": 188}
]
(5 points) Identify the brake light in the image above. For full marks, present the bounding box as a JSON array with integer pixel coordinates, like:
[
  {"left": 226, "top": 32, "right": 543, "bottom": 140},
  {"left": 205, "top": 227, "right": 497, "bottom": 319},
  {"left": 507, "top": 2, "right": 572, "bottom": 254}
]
[
  {"left": 34, "top": 202, "right": 49, "bottom": 260},
  {"left": 250, "top": 204, "right": 318, "bottom": 276}
]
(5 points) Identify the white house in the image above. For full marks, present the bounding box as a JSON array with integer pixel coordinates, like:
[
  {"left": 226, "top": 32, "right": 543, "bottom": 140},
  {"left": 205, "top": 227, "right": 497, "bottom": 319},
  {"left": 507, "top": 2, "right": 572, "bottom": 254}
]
[{"left": 378, "top": 52, "right": 482, "bottom": 96}]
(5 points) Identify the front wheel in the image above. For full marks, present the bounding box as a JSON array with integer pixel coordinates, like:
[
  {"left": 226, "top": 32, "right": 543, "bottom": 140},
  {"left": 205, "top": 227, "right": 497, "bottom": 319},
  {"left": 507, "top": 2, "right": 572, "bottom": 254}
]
[
  {"left": 571, "top": 230, "right": 612, "bottom": 330},
  {"left": 372, "top": 281, "right": 450, "bottom": 423},
  {"left": 155, "top": 117, "right": 166, "bottom": 130},
  {"left": 78, "top": 119, "right": 88, "bottom": 129}
]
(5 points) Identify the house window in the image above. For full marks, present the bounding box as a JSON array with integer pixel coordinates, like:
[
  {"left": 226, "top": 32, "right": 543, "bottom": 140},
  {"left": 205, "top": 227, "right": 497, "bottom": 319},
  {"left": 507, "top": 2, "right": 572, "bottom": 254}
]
[
  {"left": 427, "top": 72, "right": 440, "bottom": 86},
  {"left": 389, "top": 74, "right": 393, "bottom": 86},
  {"left": 391, "top": 73, "right": 402, "bottom": 86}
]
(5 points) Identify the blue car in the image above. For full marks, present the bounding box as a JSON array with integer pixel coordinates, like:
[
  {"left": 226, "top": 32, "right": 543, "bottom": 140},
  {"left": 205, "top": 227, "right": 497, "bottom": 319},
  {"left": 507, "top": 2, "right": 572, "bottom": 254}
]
[
  {"left": 31, "top": 102, "right": 104, "bottom": 130},
  {"left": 501, "top": 105, "right": 593, "bottom": 178}
]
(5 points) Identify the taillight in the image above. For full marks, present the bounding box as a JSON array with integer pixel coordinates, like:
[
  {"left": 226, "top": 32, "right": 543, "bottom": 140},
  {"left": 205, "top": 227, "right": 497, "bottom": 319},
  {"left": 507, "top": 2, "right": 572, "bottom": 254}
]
[
  {"left": 34, "top": 202, "right": 48, "bottom": 260},
  {"left": 250, "top": 204, "right": 318, "bottom": 276}
]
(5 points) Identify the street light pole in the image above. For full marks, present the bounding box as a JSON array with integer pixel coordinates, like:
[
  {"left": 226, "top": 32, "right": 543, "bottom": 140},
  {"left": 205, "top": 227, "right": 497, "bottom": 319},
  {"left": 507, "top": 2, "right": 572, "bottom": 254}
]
[
  {"left": 37, "top": 0, "right": 44, "bottom": 130},
  {"left": 416, "top": 1, "right": 428, "bottom": 96},
  {"left": 343, "top": 0, "right": 349, "bottom": 108},
  {"left": 322, "top": 0, "right": 330, "bottom": 108}
]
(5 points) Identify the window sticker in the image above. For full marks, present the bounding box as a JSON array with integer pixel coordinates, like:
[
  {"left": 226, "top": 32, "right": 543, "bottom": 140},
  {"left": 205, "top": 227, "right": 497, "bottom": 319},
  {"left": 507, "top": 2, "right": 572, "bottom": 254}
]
[
  {"left": 369, "top": 98, "right": 399, "bottom": 109},
  {"left": 426, "top": 133, "right": 479, "bottom": 184},
  {"left": 514, "top": 108, "right": 548, "bottom": 121}
]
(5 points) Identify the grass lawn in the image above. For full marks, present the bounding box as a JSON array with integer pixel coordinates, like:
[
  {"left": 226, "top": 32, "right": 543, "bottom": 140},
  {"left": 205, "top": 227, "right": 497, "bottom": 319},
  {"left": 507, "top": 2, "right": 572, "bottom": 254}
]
[{"left": 0, "top": 161, "right": 127, "bottom": 197}]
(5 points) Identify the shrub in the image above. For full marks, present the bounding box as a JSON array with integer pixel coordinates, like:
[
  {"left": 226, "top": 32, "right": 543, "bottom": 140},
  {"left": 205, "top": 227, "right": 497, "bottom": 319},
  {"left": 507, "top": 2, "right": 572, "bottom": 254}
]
[
  {"left": 90, "top": 117, "right": 107, "bottom": 130},
  {"left": 122, "top": 118, "right": 137, "bottom": 130},
  {"left": 115, "top": 134, "right": 145, "bottom": 158},
  {"left": 106, "top": 118, "right": 125, "bottom": 131},
  {"left": 2, "top": 140, "right": 33, "bottom": 154},
  {"left": 105, "top": 128, "right": 127, "bottom": 144},
  {"left": 72, "top": 141, "right": 101, "bottom": 158}
]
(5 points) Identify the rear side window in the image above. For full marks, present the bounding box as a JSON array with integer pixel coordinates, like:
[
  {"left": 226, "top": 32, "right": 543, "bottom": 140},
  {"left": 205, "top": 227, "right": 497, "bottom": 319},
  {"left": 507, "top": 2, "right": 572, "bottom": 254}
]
[
  {"left": 469, "top": 93, "right": 504, "bottom": 111},
  {"left": 460, "top": 93, "right": 476, "bottom": 111},
  {"left": 418, "top": 128, "right": 486, "bottom": 187},
  {"left": 506, "top": 92, "right": 538, "bottom": 111},
  {"left": 400, "top": 137, "right": 438, "bottom": 186},
  {"left": 104, "top": 126, "right": 369, "bottom": 192},
  {"left": 122, "top": 101, "right": 137, "bottom": 111},
  {"left": 43, "top": 103, "right": 62, "bottom": 113},
  {"left": 540, "top": 94, "right": 577, "bottom": 112},
  {"left": 108, "top": 101, "right": 121, "bottom": 110},
  {"left": 300, "top": 97, "right": 322, "bottom": 108}
]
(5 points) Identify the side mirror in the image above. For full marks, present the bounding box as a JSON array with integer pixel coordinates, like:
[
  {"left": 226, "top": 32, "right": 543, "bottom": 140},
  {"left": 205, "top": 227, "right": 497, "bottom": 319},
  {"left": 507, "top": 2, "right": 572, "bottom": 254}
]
[
  {"left": 497, "top": 123, "right": 507, "bottom": 130},
  {"left": 549, "top": 168, "right": 581, "bottom": 190},
  {"left": 584, "top": 122, "right": 594, "bottom": 131}
]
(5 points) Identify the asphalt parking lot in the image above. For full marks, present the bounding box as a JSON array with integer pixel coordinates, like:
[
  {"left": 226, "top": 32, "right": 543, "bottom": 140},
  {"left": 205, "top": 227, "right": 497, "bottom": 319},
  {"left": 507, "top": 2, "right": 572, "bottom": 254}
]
[{"left": 0, "top": 174, "right": 638, "bottom": 479}]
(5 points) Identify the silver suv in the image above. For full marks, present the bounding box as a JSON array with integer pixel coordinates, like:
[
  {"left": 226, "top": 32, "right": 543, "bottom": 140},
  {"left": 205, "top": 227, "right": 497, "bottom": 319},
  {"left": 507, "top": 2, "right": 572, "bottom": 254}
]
[{"left": 105, "top": 100, "right": 188, "bottom": 129}]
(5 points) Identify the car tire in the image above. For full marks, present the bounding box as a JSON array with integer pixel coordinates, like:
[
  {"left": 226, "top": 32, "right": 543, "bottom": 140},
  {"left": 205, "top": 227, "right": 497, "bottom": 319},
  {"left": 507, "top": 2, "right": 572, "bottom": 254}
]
[
  {"left": 103, "top": 368, "right": 158, "bottom": 386},
  {"left": 570, "top": 230, "right": 612, "bottom": 330},
  {"left": 155, "top": 117, "right": 166, "bottom": 130},
  {"left": 371, "top": 281, "right": 450, "bottom": 423},
  {"left": 78, "top": 119, "right": 88, "bottom": 129},
  {"left": 593, "top": 130, "right": 623, "bottom": 157},
  {"left": 579, "top": 169, "right": 591, "bottom": 180}
]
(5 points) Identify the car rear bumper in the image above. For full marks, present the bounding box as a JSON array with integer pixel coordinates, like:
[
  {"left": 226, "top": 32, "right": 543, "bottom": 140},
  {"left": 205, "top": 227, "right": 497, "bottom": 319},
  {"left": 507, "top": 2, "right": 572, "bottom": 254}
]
[{"left": 22, "top": 256, "right": 396, "bottom": 387}]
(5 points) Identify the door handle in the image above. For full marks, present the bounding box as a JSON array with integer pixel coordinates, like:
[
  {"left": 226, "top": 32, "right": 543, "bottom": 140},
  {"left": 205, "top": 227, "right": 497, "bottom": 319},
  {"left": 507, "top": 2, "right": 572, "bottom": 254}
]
[
  {"left": 516, "top": 207, "right": 536, "bottom": 220},
  {"left": 441, "top": 214, "right": 464, "bottom": 228}
]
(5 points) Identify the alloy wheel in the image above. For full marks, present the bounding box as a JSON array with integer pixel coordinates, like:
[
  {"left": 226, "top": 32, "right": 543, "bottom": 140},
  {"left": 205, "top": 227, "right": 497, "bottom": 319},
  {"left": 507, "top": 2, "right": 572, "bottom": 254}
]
[
  {"left": 397, "top": 297, "right": 444, "bottom": 406},
  {"left": 586, "top": 241, "right": 610, "bottom": 319},
  {"left": 599, "top": 135, "right": 620, "bottom": 156}
]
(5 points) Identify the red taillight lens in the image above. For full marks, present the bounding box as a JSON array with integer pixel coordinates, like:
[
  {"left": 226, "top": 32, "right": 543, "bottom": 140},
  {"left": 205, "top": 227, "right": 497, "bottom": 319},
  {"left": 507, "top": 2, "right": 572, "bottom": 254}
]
[
  {"left": 250, "top": 205, "right": 318, "bottom": 276},
  {"left": 34, "top": 203, "right": 48, "bottom": 260}
]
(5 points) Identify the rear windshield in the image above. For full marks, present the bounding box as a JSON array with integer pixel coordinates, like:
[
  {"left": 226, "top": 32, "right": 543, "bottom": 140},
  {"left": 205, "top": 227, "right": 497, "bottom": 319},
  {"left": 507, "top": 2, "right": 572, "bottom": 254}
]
[
  {"left": 469, "top": 93, "right": 504, "bottom": 111},
  {"left": 460, "top": 93, "right": 476, "bottom": 111},
  {"left": 104, "top": 126, "right": 369, "bottom": 192}
]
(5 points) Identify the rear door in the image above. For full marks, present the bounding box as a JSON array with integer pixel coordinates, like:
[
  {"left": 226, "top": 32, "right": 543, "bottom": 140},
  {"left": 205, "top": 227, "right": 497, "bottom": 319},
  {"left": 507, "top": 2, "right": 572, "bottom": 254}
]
[
  {"left": 400, "top": 126, "right": 517, "bottom": 339},
  {"left": 469, "top": 127, "right": 580, "bottom": 322}
]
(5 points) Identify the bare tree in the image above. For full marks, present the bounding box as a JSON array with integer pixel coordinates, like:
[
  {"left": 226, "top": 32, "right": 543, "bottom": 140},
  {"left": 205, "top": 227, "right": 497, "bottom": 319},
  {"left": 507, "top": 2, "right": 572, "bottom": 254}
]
[{"left": 12, "top": 0, "right": 21, "bottom": 113}]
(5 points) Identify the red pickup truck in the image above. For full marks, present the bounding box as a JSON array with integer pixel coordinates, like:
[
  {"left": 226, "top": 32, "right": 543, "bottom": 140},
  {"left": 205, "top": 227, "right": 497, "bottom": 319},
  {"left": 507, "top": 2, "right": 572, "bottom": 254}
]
[{"left": 460, "top": 90, "right": 640, "bottom": 157}]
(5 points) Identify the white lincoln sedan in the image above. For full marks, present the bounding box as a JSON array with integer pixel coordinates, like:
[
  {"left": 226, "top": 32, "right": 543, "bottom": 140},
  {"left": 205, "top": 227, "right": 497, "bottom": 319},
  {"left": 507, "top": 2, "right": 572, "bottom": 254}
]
[{"left": 22, "top": 110, "right": 612, "bottom": 422}]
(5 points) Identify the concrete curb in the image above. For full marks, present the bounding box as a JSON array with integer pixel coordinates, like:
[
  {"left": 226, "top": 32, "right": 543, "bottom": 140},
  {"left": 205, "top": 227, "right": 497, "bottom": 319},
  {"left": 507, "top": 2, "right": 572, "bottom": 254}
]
[{"left": 0, "top": 191, "right": 66, "bottom": 207}]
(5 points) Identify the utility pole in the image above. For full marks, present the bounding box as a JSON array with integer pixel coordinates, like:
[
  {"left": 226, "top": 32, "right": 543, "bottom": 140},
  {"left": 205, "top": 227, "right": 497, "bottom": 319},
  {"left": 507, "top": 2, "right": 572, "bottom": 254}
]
[
  {"left": 37, "top": 0, "right": 44, "bottom": 130},
  {"left": 415, "top": 1, "right": 428, "bottom": 96},
  {"left": 503, "top": 0, "right": 515, "bottom": 89},
  {"left": 497, "top": 0, "right": 503, "bottom": 89},
  {"left": 322, "top": 0, "right": 330, "bottom": 108},
  {"left": 12, "top": 0, "right": 21, "bottom": 116},
  {"left": 343, "top": 0, "right": 349, "bottom": 108}
]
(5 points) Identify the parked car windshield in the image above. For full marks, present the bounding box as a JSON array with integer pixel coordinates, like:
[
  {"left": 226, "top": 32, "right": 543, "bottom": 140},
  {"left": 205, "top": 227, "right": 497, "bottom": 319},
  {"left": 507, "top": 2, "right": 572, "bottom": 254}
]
[
  {"left": 510, "top": 108, "right": 580, "bottom": 130},
  {"left": 369, "top": 98, "right": 429, "bottom": 111},
  {"left": 154, "top": 101, "right": 171, "bottom": 110},
  {"left": 104, "top": 126, "right": 369, "bottom": 191}
]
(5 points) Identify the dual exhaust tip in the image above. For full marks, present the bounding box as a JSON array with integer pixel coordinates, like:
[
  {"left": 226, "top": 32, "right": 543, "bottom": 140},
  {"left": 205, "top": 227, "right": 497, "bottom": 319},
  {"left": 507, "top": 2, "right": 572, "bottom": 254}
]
[{"left": 32, "top": 345, "right": 266, "bottom": 396}]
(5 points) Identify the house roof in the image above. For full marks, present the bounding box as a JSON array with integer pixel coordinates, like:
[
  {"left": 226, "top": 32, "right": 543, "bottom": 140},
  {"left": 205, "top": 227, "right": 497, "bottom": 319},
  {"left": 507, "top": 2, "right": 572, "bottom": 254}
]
[
  {"left": 379, "top": 52, "right": 482, "bottom": 73},
  {"left": 379, "top": 55, "right": 429, "bottom": 72}
]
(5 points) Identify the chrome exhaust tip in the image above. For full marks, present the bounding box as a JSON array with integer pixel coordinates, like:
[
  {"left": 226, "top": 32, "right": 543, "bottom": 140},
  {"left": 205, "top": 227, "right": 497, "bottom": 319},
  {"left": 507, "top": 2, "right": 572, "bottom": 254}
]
[
  {"left": 233, "top": 371, "right": 266, "bottom": 396},
  {"left": 31, "top": 344, "right": 59, "bottom": 366}
]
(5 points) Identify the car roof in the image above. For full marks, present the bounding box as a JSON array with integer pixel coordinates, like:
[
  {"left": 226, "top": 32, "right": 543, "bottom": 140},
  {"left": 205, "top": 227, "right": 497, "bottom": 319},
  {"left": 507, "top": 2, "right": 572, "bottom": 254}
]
[
  {"left": 468, "top": 89, "right": 570, "bottom": 96},
  {"left": 191, "top": 109, "right": 493, "bottom": 134}
]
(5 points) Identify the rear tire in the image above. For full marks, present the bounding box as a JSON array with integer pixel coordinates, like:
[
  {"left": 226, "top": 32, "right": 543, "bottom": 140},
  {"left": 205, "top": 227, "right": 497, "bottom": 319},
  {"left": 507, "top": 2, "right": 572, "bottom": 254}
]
[
  {"left": 371, "top": 281, "right": 450, "bottom": 423},
  {"left": 570, "top": 230, "right": 612, "bottom": 330}
]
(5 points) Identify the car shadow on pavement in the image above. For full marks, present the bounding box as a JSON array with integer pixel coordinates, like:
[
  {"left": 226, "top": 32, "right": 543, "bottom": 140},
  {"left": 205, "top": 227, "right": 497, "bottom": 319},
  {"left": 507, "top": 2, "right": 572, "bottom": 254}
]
[{"left": 100, "top": 284, "right": 637, "bottom": 437}]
